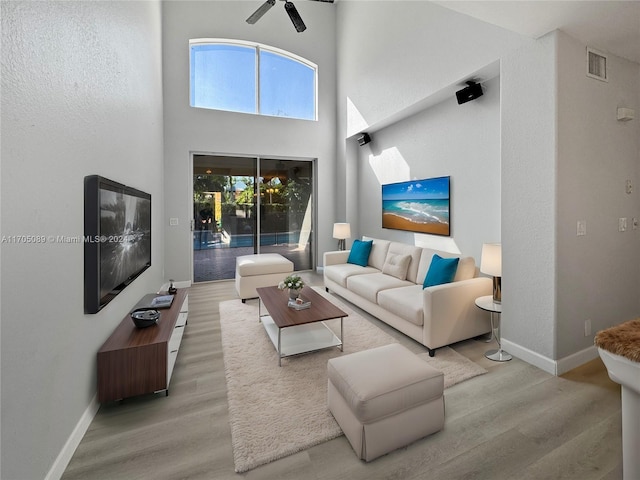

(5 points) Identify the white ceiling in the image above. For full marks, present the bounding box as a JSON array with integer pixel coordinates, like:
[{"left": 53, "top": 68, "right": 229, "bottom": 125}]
[{"left": 434, "top": 1, "right": 640, "bottom": 64}]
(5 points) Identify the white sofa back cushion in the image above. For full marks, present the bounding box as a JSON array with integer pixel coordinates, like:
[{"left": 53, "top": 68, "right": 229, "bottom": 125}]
[{"left": 362, "top": 237, "right": 390, "bottom": 270}]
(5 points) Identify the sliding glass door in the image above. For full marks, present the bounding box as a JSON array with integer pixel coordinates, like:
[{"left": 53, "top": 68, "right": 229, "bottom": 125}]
[{"left": 193, "top": 154, "right": 313, "bottom": 282}]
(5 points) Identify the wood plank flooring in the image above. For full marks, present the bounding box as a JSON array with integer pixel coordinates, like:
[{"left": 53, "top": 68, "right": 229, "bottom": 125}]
[{"left": 62, "top": 272, "right": 623, "bottom": 479}]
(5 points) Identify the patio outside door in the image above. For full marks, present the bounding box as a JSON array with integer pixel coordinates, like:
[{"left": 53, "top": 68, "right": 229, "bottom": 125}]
[{"left": 193, "top": 154, "right": 313, "bottom": 282}]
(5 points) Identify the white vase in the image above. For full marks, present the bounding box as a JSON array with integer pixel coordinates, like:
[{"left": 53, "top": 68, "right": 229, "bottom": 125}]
[{"left": 289, "top": 289, "right": 300, "bottom": 300}]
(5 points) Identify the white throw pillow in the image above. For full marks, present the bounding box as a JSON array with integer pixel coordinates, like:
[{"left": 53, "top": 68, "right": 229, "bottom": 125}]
[{"left": 382, "top": 253, "right": 411, "bottom": 280}]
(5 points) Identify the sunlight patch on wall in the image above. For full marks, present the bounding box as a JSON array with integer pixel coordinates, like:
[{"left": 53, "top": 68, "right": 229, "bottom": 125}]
[
  {"left": 368, "top": 146, "right": 410, "bottom": 185},
  {"left": 347, "top": 96, "right": 370, "bottom": 138},
  {"left": 413, "top": 233, "right": 461, "bottom": 254}
]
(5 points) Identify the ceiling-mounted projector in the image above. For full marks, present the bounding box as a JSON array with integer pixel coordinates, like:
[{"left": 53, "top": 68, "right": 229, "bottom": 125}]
[{"left": 456, "top": 81, "right": 483, "bottom": 105}]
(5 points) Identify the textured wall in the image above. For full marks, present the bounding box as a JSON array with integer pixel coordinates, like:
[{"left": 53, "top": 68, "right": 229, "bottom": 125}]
[
  {"left": 1, "top": 2, "right": 164, "bottom": 478},
  {"left": 501, "top": 32, "right": 558, "bottom": 360}
]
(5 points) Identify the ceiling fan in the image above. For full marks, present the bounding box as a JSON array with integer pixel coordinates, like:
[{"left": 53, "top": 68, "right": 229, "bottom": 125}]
[{"left": 246, "top": 0, "right": 334, "bottom": 33}]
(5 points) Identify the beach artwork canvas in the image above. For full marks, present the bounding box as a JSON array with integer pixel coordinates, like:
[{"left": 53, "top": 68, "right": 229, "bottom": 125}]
[{"left": 382, "top": 176, "right": 450, "bottom": 236}]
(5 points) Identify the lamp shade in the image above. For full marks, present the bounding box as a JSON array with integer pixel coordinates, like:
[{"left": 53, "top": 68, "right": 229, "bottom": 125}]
[
  {"left": 480, "top": 243, "right": 502, "bottom": 277},
  {"left": 333, "top": 223, "right": 351, "bottom": 240}
]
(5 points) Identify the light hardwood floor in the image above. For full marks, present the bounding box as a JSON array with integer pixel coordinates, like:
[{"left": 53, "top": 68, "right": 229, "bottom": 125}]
[{"left": 63, "top": 272, "right": 623, "bottom": 480}]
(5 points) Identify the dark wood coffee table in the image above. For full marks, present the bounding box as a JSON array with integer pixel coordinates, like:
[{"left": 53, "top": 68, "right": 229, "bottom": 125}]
[{"left": 256, "top": 286, "right": 348, "bottom": 366}]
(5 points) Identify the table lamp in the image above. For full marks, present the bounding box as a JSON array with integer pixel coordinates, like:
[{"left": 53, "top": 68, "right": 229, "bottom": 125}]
[
  {"left": 481, "top": 243, "right": 501, "bottom": 303},
  {"left": 333, "top": 223, "right": 351, "bottom": 251}
]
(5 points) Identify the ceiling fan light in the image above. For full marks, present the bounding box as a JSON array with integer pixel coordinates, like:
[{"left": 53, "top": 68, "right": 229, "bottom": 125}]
[
  {"left": 285, "top": 1, "right": 306, "bottom": 32},
  {"left": 246, "top": 0, "right": 275, "bottom": 24}
]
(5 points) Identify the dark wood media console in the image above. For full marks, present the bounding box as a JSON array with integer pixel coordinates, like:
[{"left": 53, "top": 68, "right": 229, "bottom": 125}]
[{"left": 97, "top": 289, "right": 188, "bottom": 403}]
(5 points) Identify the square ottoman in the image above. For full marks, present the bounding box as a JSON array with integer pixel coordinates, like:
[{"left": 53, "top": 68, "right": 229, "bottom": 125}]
[
  {"left": 327, "top": 343, "right": 444, "bottom": 461},
  {"left": 235, "top": 253, "right": 294, "bottom": 302}
]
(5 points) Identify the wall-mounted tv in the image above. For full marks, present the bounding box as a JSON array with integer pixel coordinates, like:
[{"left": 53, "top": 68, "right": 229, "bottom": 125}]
[
  {"left": 84, "top": 175, "right": 151, "bottom": 314},
  {"left": 382, "top": 176, "right": 450, "bottom": 236}
]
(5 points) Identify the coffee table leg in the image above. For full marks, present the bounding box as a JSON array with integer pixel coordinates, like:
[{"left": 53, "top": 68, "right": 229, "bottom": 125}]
[
  {"left": 278, "top": 327, "right": 282, "bottom": 367},
  {"left": 340, "top": 317, "right": 343, "bottom": 352}
]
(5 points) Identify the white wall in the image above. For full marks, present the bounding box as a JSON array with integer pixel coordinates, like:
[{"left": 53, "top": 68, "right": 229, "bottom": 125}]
[
  {"left": 556, "top": 31, "right": 640, "bottom": 358},
  {"left": 502, "top": 30, "right": 640, "bottom": 369},
  {"left": 162, "top": 1, "right": 337, "bottom": 282},
  {"left": 336, "top": 1, "right": 526, "bottom": 135},
  {"left": 501, "top": 32, "right": 558, "bottom": 361},
  {"left": 1, "top": 2, "right": 165, "bottom": 478}
]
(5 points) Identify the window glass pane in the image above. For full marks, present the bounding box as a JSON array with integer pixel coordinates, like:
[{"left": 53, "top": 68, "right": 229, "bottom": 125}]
[
  {"left": 259, "top": 50, "right": 315, "bottom": 120},
  {"left": 190, "top": 44, "right": 256, "bottom": 114}
]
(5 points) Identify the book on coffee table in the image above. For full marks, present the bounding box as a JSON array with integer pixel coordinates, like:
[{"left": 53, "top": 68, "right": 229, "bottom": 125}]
[{"left": 288, "top": 299, "right": 311, "bottom": 310}]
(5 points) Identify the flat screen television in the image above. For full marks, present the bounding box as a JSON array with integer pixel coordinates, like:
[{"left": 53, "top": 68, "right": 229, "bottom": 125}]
[
  {"left": 382, "top": 176, "right": 450, "bottom": 236},
  {"left": 84, "top": 175, "right": 151, "bottom": 314}
]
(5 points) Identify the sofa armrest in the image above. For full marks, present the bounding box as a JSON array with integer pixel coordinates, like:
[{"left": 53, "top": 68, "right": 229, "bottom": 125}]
[
  {"left": 422, "top": 276, "right": 493, "bottom": 348},
  {"left": 324, "top": 250, "right": 350, "bottom": 267}
]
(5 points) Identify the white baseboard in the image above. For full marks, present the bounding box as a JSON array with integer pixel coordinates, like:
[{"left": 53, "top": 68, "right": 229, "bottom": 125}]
[
  {"left": 45, "top": 394, "right": 99, "bottom": 480},
  {"left": 501, "top": 338, "right": 557, "bottom": 375},
  {"left": 501, "top": 339, "right": 600, "bottom": 376},
  {"left": 556, "top": 345, "right": 600, "bottom": 375}
]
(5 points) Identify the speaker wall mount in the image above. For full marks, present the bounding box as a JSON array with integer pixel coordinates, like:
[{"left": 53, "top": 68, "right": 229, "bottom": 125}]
[
  {"left": 456, "top": 81, "right": 483, "bottom": 105},
  {"left": 357, "top": 133, "right": 371, "bottom": 146}
]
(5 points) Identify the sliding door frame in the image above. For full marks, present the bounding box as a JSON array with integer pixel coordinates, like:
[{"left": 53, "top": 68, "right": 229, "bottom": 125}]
[{"left": 189, "top": 151, "right": 317, "bottom": 283}]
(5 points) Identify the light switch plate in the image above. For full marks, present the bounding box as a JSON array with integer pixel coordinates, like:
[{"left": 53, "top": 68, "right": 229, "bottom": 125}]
[{"left": 619, "top": 217, "right": 627, "bottom": 232}]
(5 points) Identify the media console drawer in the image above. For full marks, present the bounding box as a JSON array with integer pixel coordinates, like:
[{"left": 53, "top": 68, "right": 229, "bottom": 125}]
[{"left": 97, "top": 289, "right": 188, "bottom": 403}]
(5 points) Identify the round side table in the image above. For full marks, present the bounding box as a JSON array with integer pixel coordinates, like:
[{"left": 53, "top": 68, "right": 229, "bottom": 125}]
[{"left": 475, "top": 295, "right": 512, "bottom": 362}]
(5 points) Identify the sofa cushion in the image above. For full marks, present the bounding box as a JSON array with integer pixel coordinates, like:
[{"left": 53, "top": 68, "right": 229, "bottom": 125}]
[
  {"left": 347, "top": 239, "right": 373, "bottom": 267},
  {"left": 424, "top": 254, "right": 459, "bottom": 288},
  {"left": 347, "top": 272, "right": 412, "bottom": 304},
  {"left": 378, "top": 285, "right": 424, "bottom": 326},
  {"left": 362, "top": 237, "right": 391, "bottom": 270},
  {"left": 388, "top": 243, "right": 423, "bottom": 283},
  {"left": 325, "top": 264, "right": 379, "bottom": 288},
  {"left": 381, "top": 253, "right": 411, "bottom": 280}
]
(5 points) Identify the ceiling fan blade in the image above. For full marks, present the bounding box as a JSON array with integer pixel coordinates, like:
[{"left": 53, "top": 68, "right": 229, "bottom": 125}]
[
  {"left": 285, "top": 1, "right": 306, "bottom": 32},
  {"left": 246, "top": 0, "right": 276, "bottom": 24}
]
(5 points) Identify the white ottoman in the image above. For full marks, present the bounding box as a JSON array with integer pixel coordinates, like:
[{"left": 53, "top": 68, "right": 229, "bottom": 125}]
[
  {"left": 327, "top": 343, "right": 444, "bottom": 461},
  {"left": 235, "top": 253, "right": 294, "bottom": 302}
]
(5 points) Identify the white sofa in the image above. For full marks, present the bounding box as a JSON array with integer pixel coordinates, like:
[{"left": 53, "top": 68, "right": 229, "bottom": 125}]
[{"left": 323, "top": 237, "right": 492, "bottom": 356}]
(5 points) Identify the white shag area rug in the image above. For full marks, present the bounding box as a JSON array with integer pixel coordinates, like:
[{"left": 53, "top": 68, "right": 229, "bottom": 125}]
[{"left": 219, "top": 289, "right": 487, "bottom": 473}]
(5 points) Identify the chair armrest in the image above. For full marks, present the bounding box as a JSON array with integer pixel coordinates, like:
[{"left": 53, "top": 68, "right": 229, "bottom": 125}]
[{"left": 323, "top": 250, "right": 350, "bottom": 267}]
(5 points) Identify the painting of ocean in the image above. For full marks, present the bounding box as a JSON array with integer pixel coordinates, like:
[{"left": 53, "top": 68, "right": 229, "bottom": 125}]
[{"left": 382, "top": 177, "right": 450, "bottom": 236}]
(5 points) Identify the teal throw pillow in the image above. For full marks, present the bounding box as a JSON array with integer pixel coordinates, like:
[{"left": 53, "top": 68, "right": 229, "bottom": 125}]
[
  {"left": 347, "top": 239, "right": 373, "bottom": 267},
  {"left": 423, "top": 254, "right": 459, "bottom": 288}
]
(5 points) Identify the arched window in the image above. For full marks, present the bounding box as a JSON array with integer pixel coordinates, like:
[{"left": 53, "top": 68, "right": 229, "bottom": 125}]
[{"left": 190, "top": 39, "right": 317, "bottom": 121}]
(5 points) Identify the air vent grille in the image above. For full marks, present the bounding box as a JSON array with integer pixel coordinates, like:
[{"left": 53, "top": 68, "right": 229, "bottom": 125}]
[{"left": 587, "top": 47, "right": 608, "bottom": 82}]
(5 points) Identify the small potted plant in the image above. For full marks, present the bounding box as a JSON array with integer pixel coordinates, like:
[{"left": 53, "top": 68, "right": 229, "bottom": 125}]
[{"left": 279, "top": 274, "right": 305, "bottom": 300}]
